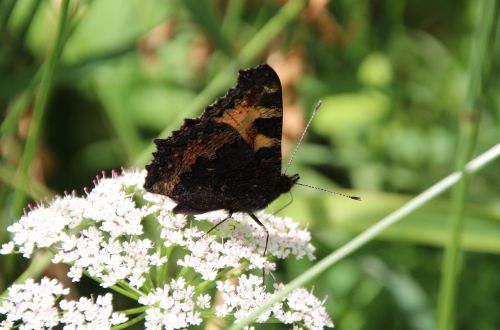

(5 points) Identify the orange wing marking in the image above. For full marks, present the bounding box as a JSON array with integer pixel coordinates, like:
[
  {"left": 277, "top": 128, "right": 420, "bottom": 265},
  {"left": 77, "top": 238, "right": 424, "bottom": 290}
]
[{"left": 214, "top": 106, "right": 279, "bottom": 151}]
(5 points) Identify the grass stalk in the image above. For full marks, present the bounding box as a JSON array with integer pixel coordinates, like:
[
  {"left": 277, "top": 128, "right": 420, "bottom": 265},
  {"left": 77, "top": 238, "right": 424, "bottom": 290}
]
[
  {"left": 0, "top": 163, "right": 52, "bottom": 200},
  {"left": 134, "top": 0, "right": 307, "bottom": 166},
  {"left": 221, "top": 0, "right": 245, "bottom": 37},
  {"left": 16, "top": 0, "right": 42, "bottom": 44},
  {"left": 436, "top": 1, "right": 499, "bottom": 329},
  {"left": 0, "top": 0, "right": 16, "bottom": 33},
  {"left": 182, "top": 0, "right": 232, "bottom": 57},
  {"left": 228, "top": 143, "right": 500, "bottom": 330},
  {"left": 10, "top": 0, "right": 72, "bottom": 221},
  {"left": 0, "top": 251, "right": 53, "bottom": 298},
  {"left": 0, "top": 69, "right": 42, "bottom": 136}
]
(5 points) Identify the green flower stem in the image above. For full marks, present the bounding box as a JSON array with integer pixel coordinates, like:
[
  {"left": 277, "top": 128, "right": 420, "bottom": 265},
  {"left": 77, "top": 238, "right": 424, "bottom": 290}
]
[
  {"left": 120, "top": 306, "right": 148, "bottom": 315},
  {"left": 155, "top": 244, "right": 164, "bottom": 287},
  {"left": 112, "top": 313, "right": 145, "bottom": 330},
  {"left": 134, "top": 0, "right": 307, "bottom": 167},
  {"left": 143, "top": 274, "right": 154, "bottom": 292},
  {"left": 195, "top": 268, "right": 236, "bottom": 294},
  {"left": 85, "top": 272, "right": 141, "bottom": 300},
  {"left": 117, "top": 280, "right": 145, "bottom": 298},
  {"left": 11, "top": 0, "right": 72, "bottom": 221},
  {"left": 228, "top": 143, "right": 500, "bottom": 330},
  {"left": 437, "top": 1, "right": 499, "bottom": 329},
  {"left": 160, "top": 246, "right": 174, "bottom": 286},
  {"left": 0, "top": 251, "right": 53, "bottom": 299}
]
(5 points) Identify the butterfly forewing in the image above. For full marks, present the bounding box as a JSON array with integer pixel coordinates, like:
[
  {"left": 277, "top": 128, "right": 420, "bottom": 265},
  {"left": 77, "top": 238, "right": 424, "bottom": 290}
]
[{"left": 144, "top": 64, "right": 289, "bottom": 214}]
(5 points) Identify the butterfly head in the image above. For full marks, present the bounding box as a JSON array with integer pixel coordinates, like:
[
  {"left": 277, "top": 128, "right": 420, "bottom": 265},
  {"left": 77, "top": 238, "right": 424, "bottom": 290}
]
[{"left": 278, "top": 173, "right": 300, "bottom": 195}]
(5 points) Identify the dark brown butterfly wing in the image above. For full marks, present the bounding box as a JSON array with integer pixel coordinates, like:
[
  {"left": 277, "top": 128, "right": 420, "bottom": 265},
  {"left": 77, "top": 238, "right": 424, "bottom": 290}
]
[{"left": 144, "top": 64, "right": 284, "bottom": 214}]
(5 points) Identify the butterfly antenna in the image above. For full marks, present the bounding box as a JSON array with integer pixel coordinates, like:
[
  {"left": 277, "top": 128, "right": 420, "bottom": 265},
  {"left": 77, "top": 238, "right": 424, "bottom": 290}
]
[
  {"left": 284, "top": 100, "right": 322, "bottom": 175},
  {"left": 296, "top": 182, "right": 362, "bottom": 201}
]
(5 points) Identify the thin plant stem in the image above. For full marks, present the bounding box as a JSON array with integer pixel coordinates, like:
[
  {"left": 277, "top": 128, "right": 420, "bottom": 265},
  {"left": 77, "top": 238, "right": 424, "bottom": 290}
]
[
  {"left": 0, "top": 251, "right": 53, "bottom": 299},
  {"left": 85, "top": 273, "right": 141, "bottom": 300},
  {"left": 221, "top": 0, "right": 245, "bottom": 37},
  {"left": 228, "top": 143, "right": 500, "bottom": 330},
  {"left": 0, "top": 163, "right": 52, "bottom": 200},
  {"left": 0, "top": 69, "right": 43, "bottom": 136},
  {"left": 134, "top": 0, "right": 307, "bottom": 166},
  {"left": 16, "top": 0, "right": 42, "bottom": 44},
  {"left": 182, "top": 0, "right": 232, "bottom": 57},
  {"left": 11, "top": 0, "right": 72, "bottom": 221},
  {"left": 237, "top": 0, "right": 306, "bottom": 65},
  {"left": 0, "top": 0, "right": 16, "bottom": 33},
  {"left": 437, "top": 1, "right": 499, "bottom": 329},
  {"left": 111, "top": 313, "right": 145, "bottom": 330},
  {"left": 119, "top": 306, "right": 148, "bottom": 315}
]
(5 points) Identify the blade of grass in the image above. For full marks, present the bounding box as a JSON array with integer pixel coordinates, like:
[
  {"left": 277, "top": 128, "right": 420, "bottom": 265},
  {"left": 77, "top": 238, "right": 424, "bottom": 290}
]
[
  {"left": 95, "top": 87, "right": 144, "bottom": 161},
  {"left": 313, "top": 196, "right": 500, "bottom": 254},
  {"left": 1, "top": 42, "right": 137, "bottom": 126},
  {"left": 0, "top": 251, "right": 53, "bottom": 298},
  {"left": 228, "top": 143, "right": 500, "bottom": 330},
  {"left": 10, "top": 0, "right": 72, "bottom": 232},
  {"left": 436, "top": 1, "right": 499, "bottom": 329},
  {"left": 0, "top": 69, "right": 42, "bottom": 136},
  {"left": 237, "top": 0, "right": 305, "bottom": 65},
  {"left": 16, "top": 0, "right": 42, "bottom": 44},
  {"left": 0, "top": 0, "right": 16, "bottom": 32},
  {"left": 0, "top": 164, "right": 52, "bottom": 200},
  {"left": 182, "top": 0, "right": 233, "bottom": 57},
  {"left": 221, "top": 0, "right": 245, "bottom": 37},
  {"left": 134, "top": 0, "right": 307, "bottom": 166}
]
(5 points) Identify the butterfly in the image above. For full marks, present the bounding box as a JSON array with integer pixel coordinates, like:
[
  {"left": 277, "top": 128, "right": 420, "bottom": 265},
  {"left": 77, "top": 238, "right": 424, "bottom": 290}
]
[{"left": 144, "top": 64, "right": 299, "bottom": 257}]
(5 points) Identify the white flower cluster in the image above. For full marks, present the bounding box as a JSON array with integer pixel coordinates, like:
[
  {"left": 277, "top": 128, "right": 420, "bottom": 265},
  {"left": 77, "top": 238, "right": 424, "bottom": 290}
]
[
  {"left": 1, "top": 169, "right": 333, "bottom": 329},
  {"left": 216, "top": 275, "right": 334, "bottom": 329},
  {"left": 153, "top": 209, "right": 316, "bottom": 281},
  {"left": 0, "top": 277, "right": 127, "bottom": 329},
  {"left": 52, "top": 227, "right": 166, "bottom": 288},
  {"left": 3, "top": 171, "right": 167, "bottom": 288},
  {"left": 275, "top": 285, "right": 334, "bottom": 330},
  {"left": 138, "top": 277, "right": 211, "bottom": 329}
]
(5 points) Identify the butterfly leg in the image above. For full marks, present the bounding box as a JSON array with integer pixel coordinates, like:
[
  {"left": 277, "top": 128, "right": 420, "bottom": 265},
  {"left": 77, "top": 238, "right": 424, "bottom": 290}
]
[
  {"left": 272, "top": 191, "right": 294, "bottom": 216},
  {"left": 203, "top": 213, "right": 233, "bottom": 237},
  {"left": 249, "top": 213, "right": 269, "bottom": 282}
]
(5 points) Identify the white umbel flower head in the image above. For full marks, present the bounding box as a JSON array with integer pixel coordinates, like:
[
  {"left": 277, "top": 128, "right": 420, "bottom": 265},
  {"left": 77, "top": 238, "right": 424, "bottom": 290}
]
[
  {"left": 138, "top": 277, "right": 211, "bottom": 330},
  {"left": 0, "top": 278, "right": 67, "bottom": 329},
  {"left": 1, "top": 169, "right": 334, "bottom": 329},
  {"left": 0, "top": 278, "right": 127, "bottom": 330}
]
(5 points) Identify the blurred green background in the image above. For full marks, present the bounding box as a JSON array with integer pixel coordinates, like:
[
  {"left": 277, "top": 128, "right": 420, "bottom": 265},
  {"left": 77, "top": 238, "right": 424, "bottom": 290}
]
[{"left": 1, "top": 0, "right": 499, "bottom": 329}]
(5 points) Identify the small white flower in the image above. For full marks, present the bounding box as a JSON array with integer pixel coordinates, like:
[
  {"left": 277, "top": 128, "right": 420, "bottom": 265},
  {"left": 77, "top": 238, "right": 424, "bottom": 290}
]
[
  {"left": 0, "top": 241, "right": 14, "bottom": 254},
  {"left": 196, "top": 294, "right": 211, "bottom": 309},
  {"left": 216, "top": 274, "right": 274, "bottom": 323},
  {"left": 84, "top": 175, "right": 146, "bottom": 238},
  {"left": 139, "top": 277, "right": 211, "bottom": 330},
  {"left": 0, "top": 278, "right": 68, "bottom": 329},
  {"left": 0, "top": 320, "right": 14, "bottom": 329},
  {"left": 215, "top": 275, "right": 333, "bottom": 329},
  {"left": 6, "top": 196, "right": 85, "bottom": 258},
  {"left": 274, "top": 284, "right": 334, "bottom": 329},
  {"left": 60, "top": 293, "right": 127, "bottom": 329}
]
